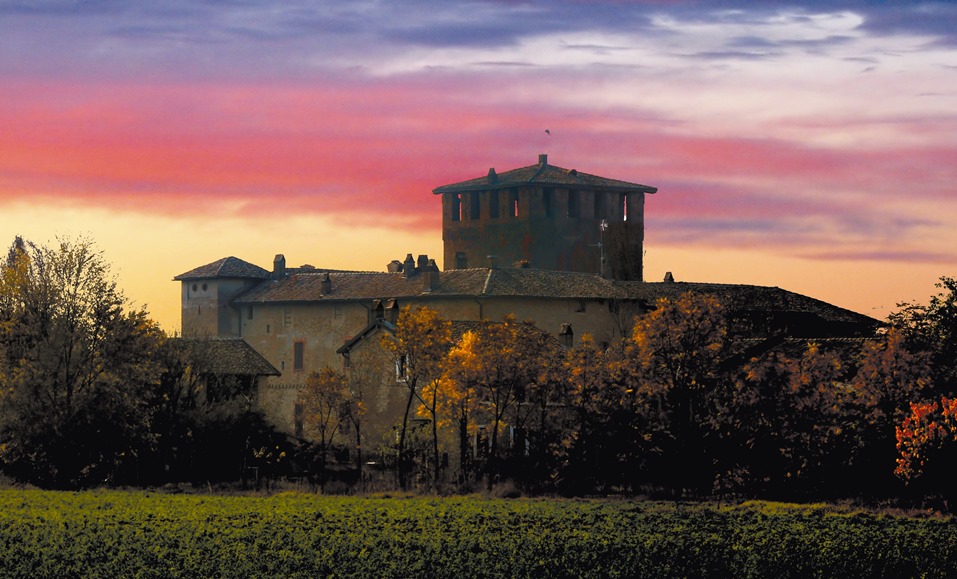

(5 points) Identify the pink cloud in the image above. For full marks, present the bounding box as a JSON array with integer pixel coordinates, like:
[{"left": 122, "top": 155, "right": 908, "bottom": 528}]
[{"left": 1, "top": 73, "right": 955, "bottom": 267}]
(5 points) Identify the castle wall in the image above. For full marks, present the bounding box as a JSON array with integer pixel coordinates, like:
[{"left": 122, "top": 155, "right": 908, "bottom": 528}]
[{"left": 242, "top": 294, "right": 631, "bottom": 434}]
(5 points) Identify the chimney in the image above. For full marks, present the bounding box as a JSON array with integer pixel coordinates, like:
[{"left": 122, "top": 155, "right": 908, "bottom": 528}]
[
  {"left": 385, "top": 299, "right": 400, "bottom": 324},
  {"left": 403, "top": 253, "right": 416, "bottom": 277},
  {"left": 487, "top": 167, "right": 497, "bottom": 184},
  {"left": 417, "top": 254, "right": 429, "bottom": 270},
  {"left": 423, "top": 259, "right": 440, "bottom": 292},
  {"left": 538, "top": 153, "right": 548, "bottom": 164},
  {"left": 321, "top": 272, "right": 332, "bottom": 295},
  {"left": 664, "top": 272, "right": 675, "bottom": 283},
  {"left": 387, "top": 260, "right": 402, "bottom": 273},
  {"left": 273, "top": 254, "right": 286, "bottom": 279}
]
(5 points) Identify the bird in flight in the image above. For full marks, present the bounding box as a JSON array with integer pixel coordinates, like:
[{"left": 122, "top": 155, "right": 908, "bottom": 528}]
[{"left": 545, "top": 129, "right": 551, "bottom": 135}]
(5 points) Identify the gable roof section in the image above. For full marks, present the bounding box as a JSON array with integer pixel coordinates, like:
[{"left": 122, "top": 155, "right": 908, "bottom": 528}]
[
  {"left": 174, "top": 256, "right": 270, "bottom": 281},
  {"left": 336, "top": 318, "right": 555, "bottom": 356},
  {"left": 181, "top": 338, "right": 280, "bottom": 376},
  {"left": 337, "top": 318, "right": 396, "bottom": 356},
  {"left": 432, "top": 157, "right": 657, "bottom": 195},
  {"left": 621, "top": 281, "right": 879, "bottom": 326}
]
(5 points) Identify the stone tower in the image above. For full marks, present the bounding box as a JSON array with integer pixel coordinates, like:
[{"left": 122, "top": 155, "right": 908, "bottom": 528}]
[{"left": 432, "top": 154, "right": 657, "bottom": 280}]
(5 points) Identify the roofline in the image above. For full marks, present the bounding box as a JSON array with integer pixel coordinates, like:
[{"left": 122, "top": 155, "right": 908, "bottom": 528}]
[
  {"left": 432, "top": 160, "right": 658, "bottom": 195},
  {"left": 432, "top": 181, "right": 658, "bottom": 195}
]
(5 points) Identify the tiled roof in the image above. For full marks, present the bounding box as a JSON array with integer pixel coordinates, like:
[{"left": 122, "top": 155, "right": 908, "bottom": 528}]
[
  {"left": 174, "top": 256, "right": 270, "bottom": 281},
  {"left": 180, "top": 338, "right": 280, "bottom": 376},
  {"left": 234, "top": 267, "right": 626, "bottom": 304},
  {"left": 233, "top": 268, "right": 876, "bottom": 327},
  {"left": 619, "top": 281, "right": 880, "bottom": 327},
  {"left": 432, "top": 156, "right": 657, "bottom": 194}
]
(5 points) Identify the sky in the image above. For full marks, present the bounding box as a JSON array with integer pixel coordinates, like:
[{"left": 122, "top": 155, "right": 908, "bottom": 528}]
[{"left": 1, "top": 0, "right": 955, "bottom": 332}]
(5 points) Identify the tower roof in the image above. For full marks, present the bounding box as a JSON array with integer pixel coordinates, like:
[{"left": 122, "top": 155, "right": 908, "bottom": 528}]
[
  {"left": 432, "top": 154, "right": 657, "bottom": 195},
  {"left": 173, "top": 256, "right": 271, "bottom": 281}
]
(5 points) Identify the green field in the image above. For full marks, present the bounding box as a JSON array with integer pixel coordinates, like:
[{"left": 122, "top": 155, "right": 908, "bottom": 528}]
[{"left": 1, "top": 489, "right": 955, "bottom": 578}]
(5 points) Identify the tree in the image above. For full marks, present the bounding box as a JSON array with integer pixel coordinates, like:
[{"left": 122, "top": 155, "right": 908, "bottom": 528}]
[
  {"left": 297, "top": 367, "right": 353, "bottom": 488},
  {"left": 889, "top": 276, "right": 957, "bottom": 396},
  {"left": 561, "top": 334, "right": 638, "bottom": 493},
  {"left": 442, "top": 315, "right": 557, "bottom": 489},
  {"left": 717, "top": 343, "right": 851, "bottom": 497},
  {"left": 432, "top": 334, "right": 482, "bottom": 487},
  {"left": 380, "top": 306, "right": 451, "bottom": 488},
  {"left": 625, "top": 292, "right": 728, "bottom": 493},
  {"left": 0, "top": 236, "right": 163, "bottom": 488}
]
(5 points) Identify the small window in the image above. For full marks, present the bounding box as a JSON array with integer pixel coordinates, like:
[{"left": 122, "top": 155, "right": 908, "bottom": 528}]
[
  {"left": 202, "top": 283, "right": 208, "bottom": 291},
  {"left": 509, "top": 188, "right": 519, "bottom": 217},
  {"left": 396, "top": 355, "right": 408, "bottom": 382},
  {"left": 266, "top": 324, "right": 271, "bottom": 334},
  {"left": 489, "top": 190, "right": 499, "bottom": 219},
  {"left": 294, "top": 341, "right": 304, "bottom": 371},
  {"left": 455, "top": 252, "right": 468, "bottom": 269},
  {"left": 191, "top": 283, "right": 198, "bottom": 292},
  {"left": 543, "top": 188, "right": 553, "bottom": 217},
  {"left": 247, "top": 307, "right": 254, "bottom": 320}
]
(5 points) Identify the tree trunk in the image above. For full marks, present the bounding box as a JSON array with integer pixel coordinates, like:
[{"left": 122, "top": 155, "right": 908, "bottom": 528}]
[{"left": 397, "top": 379, "right": 416, "bottom": 490}]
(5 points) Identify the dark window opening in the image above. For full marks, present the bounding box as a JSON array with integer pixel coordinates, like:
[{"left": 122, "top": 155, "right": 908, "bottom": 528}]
[
  {"left": 247, "top": 307, "right": 254, "bottom": 320},
  {"left": 543, "top": 188, "right": 553, "bottom": 217},
  {"left": 452, "top": 194, "right": 462, "bottom": 222},
  {"left": 293, "top": 341, "right": 304, "bottom": 371},
  {"left": 509, "top": 188, "right": 519, "bottom": 217},
  {"left": 567, "top": 190, "right": 579, "bottom": 218},
  {"left": 470, "top": 192, "right": 481, "bottom": 220},
  {"left": 593, "top": 192, "right": 605, "bottom": 219},
  {"left": 455, "top": 252, "right": 468, "bottom": 269},
  {"left": 489, "top": 190, "right": 499, "bottom": 219}
]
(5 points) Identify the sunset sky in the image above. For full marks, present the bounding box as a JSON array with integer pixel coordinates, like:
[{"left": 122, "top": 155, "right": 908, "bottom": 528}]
[{"left": 2, "top": 1, "right": 955, "bottom": 332}]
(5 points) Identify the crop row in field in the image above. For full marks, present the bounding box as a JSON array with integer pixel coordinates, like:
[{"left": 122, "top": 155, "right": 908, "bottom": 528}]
[{"left": 1, "top": 490, "right": 955, "bottom": 578}]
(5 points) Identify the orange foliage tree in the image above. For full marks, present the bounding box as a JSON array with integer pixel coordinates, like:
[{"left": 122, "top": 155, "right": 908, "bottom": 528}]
[
  {"left": 895, "top": 397, "right": 957, "bottom": 501},
  {"left": 380, "top": 305, "right": 451, "bottom": 488},
  {"left": 441, "top": 315, "right": 560, "bottom": 489}
]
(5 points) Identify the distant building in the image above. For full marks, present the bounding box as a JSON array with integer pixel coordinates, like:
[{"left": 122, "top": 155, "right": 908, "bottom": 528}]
[{"left": 174, "top": 155, "right": 879, "bottom": 443}]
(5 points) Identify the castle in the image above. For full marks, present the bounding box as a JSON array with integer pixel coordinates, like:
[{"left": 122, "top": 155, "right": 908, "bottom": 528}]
[{"left": 175, "top": 154, "right": 878, "bottom": 442}]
